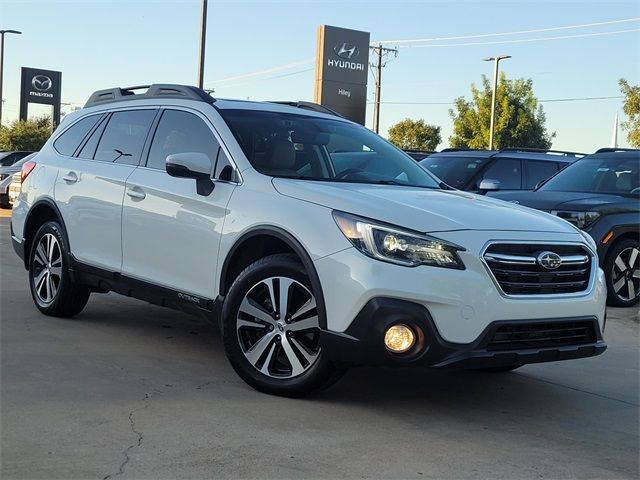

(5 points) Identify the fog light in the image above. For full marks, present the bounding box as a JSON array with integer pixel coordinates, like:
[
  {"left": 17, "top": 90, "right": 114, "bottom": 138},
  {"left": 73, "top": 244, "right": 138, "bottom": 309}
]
[{"left": 384, "top": 324, "right": 416, "bottom": 353}]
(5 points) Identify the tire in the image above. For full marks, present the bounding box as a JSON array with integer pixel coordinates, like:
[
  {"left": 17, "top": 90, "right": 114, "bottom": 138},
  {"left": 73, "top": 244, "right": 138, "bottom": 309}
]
[
  {"left": 604, "top": 238, "right": 640, "bottom": 307},
  {"left": 28, "top": 221, "right": 91, "bottom": 317},
  {"left": 0, "top": 194, "right": 10, "bottom": 209},
  {"left": 221, "top": 254, "right": 346, "bottom": 397}
]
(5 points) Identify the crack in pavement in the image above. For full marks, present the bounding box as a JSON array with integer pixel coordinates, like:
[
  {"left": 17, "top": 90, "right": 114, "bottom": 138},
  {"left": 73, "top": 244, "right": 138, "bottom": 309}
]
[
  {"left": 103, "top": 404, "right": 148, "bottom": 480},
  {"left": 515, "top": 372, "right": 639, "bottom": 407}
]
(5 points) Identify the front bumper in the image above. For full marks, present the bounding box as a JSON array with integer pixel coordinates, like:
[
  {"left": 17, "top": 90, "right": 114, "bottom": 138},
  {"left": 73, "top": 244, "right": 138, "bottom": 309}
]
[{"left": 320, "top": 297, "right": 607, "bottom": 368}]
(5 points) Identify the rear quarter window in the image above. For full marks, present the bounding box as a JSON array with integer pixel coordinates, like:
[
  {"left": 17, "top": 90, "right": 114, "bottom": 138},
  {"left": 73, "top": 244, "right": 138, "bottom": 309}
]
[{"left": 53, "top": 114, "right": 103, "bottom": 156}]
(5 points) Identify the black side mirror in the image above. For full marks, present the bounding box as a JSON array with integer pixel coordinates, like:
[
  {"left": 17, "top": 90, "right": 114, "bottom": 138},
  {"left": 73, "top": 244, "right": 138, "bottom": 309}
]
[{"left": 166, "top": 152, "right": 215, "bottom": 196}]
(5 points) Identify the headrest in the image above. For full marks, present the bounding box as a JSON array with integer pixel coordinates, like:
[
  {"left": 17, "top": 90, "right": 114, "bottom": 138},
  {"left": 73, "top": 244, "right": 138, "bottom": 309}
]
[{"left": 267, "top": 139, "right": 296, "bottom": 169}]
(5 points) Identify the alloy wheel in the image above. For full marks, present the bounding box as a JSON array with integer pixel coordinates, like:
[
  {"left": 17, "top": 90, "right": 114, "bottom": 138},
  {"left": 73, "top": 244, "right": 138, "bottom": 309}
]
[
  {"left": 611, "top": 246, "right": 640, "bottom": 302},
  {"left": 32, "top": 233, "right": 62, "bottom": 304},
  {"left": 236, "top": 276, "right": 320, "bottom": 378}
]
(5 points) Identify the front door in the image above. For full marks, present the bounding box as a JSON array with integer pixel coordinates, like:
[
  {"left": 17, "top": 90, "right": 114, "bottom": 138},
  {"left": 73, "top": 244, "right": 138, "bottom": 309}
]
[{"left": 121, "top": 108, "right": 237, "bottom": 299}]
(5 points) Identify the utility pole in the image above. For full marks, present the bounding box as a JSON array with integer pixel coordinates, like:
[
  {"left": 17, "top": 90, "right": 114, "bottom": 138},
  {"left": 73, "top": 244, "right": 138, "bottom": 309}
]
[
  {"left": 197, "top": 0, "right": 208, "bottom": 89},
  {"left": 483, "top": 55, "right": 510, "bottom": 150},
  {"left": 0, "top": 29, "right": 22, "bottom": 126},
  {"left": 370, "top": 44, "right": 397, "bottom": 134}
]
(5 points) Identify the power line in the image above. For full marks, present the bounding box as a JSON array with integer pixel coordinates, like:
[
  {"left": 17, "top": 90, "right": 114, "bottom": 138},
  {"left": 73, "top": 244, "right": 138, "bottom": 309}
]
[
  {"left": 399, "top": 28, "right": 640, "bottom": 48},
  {"left": 206, "top": 17, "right": 639, "bottom": 87},
  {"left": 367, "top": 95, "right": 623, "bottom": 105},
  {"left": 375, "top": 17, "right": 639, "bottom": 45}
]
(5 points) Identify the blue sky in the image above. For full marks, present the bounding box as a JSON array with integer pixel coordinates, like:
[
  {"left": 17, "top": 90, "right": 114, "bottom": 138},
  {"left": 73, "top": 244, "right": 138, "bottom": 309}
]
[{"left": 2, "top": 0, "right": 639, "bottom": 151}]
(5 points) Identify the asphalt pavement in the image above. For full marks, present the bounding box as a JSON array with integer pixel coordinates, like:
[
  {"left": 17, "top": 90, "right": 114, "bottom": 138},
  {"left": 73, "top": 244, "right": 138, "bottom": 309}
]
[{"left": 1, "top": 216, "right": 638, "bottom": 479}]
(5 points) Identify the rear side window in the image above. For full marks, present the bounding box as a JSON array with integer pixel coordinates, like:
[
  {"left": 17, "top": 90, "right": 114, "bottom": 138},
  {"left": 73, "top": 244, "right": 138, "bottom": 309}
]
[
  {"left": 146, "top": 109, "right": 220, "bottom": 170},
  {"left": 525, "top": 160, "right": 559, "bottom": 189},
  {"left": 94, "top": 110, "right": 156, "bottom": 165},
  {"left": 53, "top": 114, "right": 102, "bottom": 156},
  {"left": 481, "top": 158, "right": 522, "bottom": 189}
]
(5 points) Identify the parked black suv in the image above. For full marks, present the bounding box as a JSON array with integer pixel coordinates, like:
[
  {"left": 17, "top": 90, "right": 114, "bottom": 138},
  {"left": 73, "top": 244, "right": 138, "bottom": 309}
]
[
  {"left": 490, "top": 148, "right": 640, "bottom": 307},
  {"left": 420, "top": 148, "right": 582, "bottom": 193}
]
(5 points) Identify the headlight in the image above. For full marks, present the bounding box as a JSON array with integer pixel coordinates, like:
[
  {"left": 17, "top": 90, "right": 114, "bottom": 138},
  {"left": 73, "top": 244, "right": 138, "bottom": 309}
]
[
  {"left": 332, "top": 211, "right": 465, "bottom": 269},
  {"left": 550, "top": 210, "right": 600, "bottom": 229}
]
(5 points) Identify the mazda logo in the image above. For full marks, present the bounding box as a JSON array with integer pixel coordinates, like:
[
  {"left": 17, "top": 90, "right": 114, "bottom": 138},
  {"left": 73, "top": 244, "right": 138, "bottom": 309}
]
[
  {"left": 32, "top": 75, "right": 52, "bottom": 92},
  {"left": 537, "top": 251, "right": 562, "bottom": 270},
  {"left": 334, "top": 43, "right": 359, "bottom": 60}
]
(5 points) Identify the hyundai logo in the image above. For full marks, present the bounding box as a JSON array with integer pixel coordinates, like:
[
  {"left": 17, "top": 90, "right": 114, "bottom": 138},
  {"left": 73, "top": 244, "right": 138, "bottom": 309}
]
[
  {"left": 537, "top": 251, "right": 562, "bottom": 270},
  {"left": 32, "top": 75, "right": 52, "bottom": 92},
  {"left": 334, "top": 43, "right": 359, "bottom": 60}
]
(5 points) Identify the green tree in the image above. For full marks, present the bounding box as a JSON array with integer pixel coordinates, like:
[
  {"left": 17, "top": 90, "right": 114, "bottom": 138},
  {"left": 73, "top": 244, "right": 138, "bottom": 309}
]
[
  {"left": 0, "top": 116, "right": 52, "bottom": 151},
  {"left": 619, "top": 78, "right": 640, "bottom": 148},
  {"left": 449, "top": 74, "right": 554, "bottom": 150},
  {"left": 388, "top": 118, "right": 442, "bottom": 151}
]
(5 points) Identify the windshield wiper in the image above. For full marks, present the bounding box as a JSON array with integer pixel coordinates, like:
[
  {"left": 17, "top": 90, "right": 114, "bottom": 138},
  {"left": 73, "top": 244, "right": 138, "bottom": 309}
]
[{"left": 368, "top": 179, "right": 440, "bottom": 189}]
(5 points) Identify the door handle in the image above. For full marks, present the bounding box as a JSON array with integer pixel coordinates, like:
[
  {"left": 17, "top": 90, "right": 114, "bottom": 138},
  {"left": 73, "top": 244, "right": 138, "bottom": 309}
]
[
  {"left": 62, "top": 171, "right": 78, "bottom": 183},
  {"left": 126, "top": 186, "right": 146, "bottom": 200}
]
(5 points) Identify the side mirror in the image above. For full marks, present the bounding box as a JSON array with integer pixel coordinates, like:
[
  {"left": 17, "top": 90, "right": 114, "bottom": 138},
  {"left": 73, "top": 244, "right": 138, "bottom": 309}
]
[
  {"left": 478, "top": 178, "right": 501, "bottom": 194},
  {"left": 166, "top": 152, "right": 215, "bottom": 196}
]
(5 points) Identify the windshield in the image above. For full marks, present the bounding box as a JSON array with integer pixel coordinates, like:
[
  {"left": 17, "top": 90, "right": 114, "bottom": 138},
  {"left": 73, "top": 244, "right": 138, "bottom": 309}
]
[
  {"left": 540, "top": 154, "right": 639, "bottom": 195},
  {"left": 419, "top": 155, "right": 491, "bottom": 189},
  {"left": 219, "top": 109, "right": 441, "bottom": 188},
  {"left": 0, "top": 152, "right": 14, "bottom": 167}
]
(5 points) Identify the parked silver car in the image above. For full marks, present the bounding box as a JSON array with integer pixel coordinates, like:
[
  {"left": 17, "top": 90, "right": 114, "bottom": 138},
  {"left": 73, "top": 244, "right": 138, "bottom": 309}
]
[{"left": 0, "top": 153, "right": 37, "bottom": 208}]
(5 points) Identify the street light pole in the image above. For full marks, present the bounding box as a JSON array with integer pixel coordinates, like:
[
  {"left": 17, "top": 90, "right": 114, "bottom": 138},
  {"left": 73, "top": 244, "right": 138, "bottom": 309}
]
[
  {"left": 197, "top": 0, "right": 208, "bottom": 89},
  {"left": 0, "top": 29, "right": 22, "bottom": 127},
  {"left": 483, "top": 55, "right": 511, "bottom": 150}
]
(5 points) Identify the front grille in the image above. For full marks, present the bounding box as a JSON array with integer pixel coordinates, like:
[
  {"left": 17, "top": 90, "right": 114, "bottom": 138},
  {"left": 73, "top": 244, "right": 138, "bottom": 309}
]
[
  {"left": 484, "top": 243, "right": 592, "bottom": 295},
  {"left": 487, "top": 320, "right": 597, "bottom": 351}
]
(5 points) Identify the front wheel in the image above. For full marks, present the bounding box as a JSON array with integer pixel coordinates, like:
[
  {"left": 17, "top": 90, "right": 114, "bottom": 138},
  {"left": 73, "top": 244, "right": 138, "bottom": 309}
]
[
  {"left": 29, "top": 221, "right": 91, "bottom": 317},
  {"left": 605, "top": 239, "right": 640, "bottom": 307},
  {"left": 221, "top": 254, "right": 346, "bottom": 397}
]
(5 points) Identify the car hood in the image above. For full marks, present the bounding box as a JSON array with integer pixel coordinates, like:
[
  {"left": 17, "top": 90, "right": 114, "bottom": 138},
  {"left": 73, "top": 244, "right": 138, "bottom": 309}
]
[
  {"left": 489, "top": 190, "right": 637, "bottom": 211},
  {"left": 273, "top": 179, "right": 577, "bottom": 234}
]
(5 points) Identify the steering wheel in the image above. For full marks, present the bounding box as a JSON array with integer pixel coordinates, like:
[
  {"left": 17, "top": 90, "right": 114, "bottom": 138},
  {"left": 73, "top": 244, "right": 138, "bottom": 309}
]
[
  {"left": 631, "top": 187, "right": 640, "bottom": 194},
  {"left": 334, "top": 168, "right": 367, "bottom": 180}
]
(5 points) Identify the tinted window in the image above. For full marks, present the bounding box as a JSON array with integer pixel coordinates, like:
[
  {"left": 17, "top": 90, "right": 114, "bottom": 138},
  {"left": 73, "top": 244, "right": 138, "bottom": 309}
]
[
  {"left": 0, "top": 152, "right": 18, "bottom": 167},
  {"left": 541, "top": 154, "right": 640, "bottom": 195},
  {"left": 481, "top": 158, "right": 521, "bottom": 189},
  {"left": 525, "top": 160, "right": 559, "bottom": 189},
  {"left": 219, "top": 109, "right": 440, "bottom": 189},
  {"left": 53, "top": 115, "right": 102, "bottom": 156},
  {"left": 94, "top": 110, "right": 155, "bottom": 165},
  {"left": 147, "top": 110, "right": 220, "bottom": 170},
  {"left": 420, "top": 155, "right": 491, "bottom": 189},
  {"left": 77, "top": 115, "right": 109, "bottom": 159}
]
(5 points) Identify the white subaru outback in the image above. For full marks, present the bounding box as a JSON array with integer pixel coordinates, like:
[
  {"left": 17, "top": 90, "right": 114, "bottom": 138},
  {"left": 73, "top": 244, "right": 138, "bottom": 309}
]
[{"left": 11, "top": 84, "right": 607, "bottom": 396}]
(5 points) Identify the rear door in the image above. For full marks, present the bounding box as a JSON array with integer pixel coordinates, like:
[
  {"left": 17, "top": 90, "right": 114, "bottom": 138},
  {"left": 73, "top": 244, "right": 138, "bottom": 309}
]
[
  {"left": 121, "top": 107, "right": 237, "bottom": 298},
  {"left": 54, "top": 108, "right": 157, "bottom": 271}
]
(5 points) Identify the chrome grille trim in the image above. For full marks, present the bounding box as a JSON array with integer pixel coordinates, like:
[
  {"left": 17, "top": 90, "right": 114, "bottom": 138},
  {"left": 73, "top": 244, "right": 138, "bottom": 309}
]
[{"left": 480, "top": 241, "right": 597, "bottom": 299}]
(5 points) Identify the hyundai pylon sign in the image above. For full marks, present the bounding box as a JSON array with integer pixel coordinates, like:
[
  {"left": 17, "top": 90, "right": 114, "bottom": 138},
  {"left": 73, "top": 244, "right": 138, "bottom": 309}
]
[
  {"left": 20, "top": 67, "right": 62, "bottom": 126},
  {"left": 314, "top": 25, "right": 370, "bottom": 125}
]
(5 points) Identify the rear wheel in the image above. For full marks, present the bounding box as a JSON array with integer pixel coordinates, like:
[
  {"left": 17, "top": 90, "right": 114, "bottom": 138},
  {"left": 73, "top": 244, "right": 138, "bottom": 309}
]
[
  {"left": 28, "top": 221, "right": 91, "bottom": 317},
  {"left": 222, "top": 254, "right": 346, "bottom": 397},
  {"left": 605, "top": 239, "right": 640, "bottom": 307}
]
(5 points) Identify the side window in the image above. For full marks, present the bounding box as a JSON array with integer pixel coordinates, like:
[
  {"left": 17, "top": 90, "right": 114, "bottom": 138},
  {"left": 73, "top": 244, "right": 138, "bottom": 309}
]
[
  {"left": 481, "top": 158, "right": 522, "bottom": 189},
  {"left": 525, "top": 160, "right": 559, "bottom": 189},
  {"left": 53, "top": 114, "right": 102, "bottom": 156},
  {"left": 146, "top": 109, "right": 220, "bottom": 171},
  {"left": 77, "top": 115, "right": 109, "bottom": 159},
  {"left": 94, "top": 110, "right": 156, "bottom": 165}
]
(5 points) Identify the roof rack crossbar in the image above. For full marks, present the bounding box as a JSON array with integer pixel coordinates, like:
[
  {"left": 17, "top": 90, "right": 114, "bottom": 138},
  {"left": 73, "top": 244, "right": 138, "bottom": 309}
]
[
  {"left": 268, "top": 101, "right": 344, "bottom": 118},
  {"left": 84, "top": 84, "right": 216, "bottom": 108},
  {"left": 498, "top": 147, "right": 585, "bottom": 157}
]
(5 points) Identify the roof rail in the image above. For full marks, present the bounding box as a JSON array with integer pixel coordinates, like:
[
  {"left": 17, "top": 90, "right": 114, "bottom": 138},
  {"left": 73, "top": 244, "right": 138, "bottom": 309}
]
[
  {"left": 439, "top": 148, "right": 494, "bottom": 153},
  {"left": 595, "top": 147, "right": 639, "bottom": 153},
  {"left": 84, "top": 84, "right": 216, "bottom": 108},
  {"left": 268, "top": 101, "right": 344, "bottom": 118},
  {"left": 498, "top": 147, "right": 585, "bottom": 157}
]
